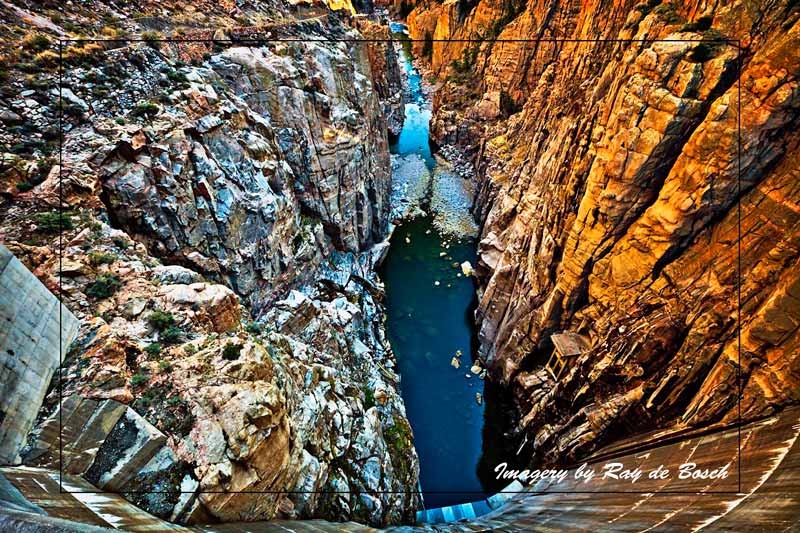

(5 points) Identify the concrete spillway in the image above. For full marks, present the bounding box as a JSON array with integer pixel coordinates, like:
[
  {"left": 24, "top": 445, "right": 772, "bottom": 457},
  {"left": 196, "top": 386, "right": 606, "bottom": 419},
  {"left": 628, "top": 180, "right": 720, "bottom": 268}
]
[
  {"left": 0, "top": 244, "right": 80, "bottom": 465},
  {"left": 2, "top": 405, "right": 799, "bottom": 531}
]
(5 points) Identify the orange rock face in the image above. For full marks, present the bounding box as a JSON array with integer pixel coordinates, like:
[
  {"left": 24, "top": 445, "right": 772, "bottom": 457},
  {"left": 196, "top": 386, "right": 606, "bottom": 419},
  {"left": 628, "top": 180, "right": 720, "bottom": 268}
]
[{"left": 410, "top": 0, "right": 800, "bottom": 464}]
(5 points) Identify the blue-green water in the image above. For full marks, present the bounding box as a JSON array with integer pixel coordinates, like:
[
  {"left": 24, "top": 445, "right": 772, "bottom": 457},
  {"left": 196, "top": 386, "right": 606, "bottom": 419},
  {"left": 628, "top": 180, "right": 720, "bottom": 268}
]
[{"left": 381, "top": 24, "right": 488, "bottom": 509}]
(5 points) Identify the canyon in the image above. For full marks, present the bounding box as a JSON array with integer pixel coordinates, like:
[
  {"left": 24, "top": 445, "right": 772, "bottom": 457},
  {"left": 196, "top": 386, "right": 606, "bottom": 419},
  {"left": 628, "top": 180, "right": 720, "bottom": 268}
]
[
  {"left": 403, "top": 0, "right": 800, "bottom": 467},
  {"left": 1, "top": 1, "right": 419, "bottom": 527},
  {"left": 0, "top": 0, "right": 799, "bottom": 531}
]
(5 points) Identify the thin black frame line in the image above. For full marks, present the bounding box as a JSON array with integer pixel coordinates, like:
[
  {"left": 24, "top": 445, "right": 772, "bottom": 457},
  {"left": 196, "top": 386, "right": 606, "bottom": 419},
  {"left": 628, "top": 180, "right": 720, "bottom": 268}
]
[
  {"left": 736, "top": 41, "right": 743, "bottom": 496},
  {"left": 55, "top": 38, "right": 741, "bottom": 44},
  {"left": 56, "top": 35, "right": 744, "bottom": 497},
  {"left": 58, "top": 39, "right": 64, "bottom": 494},
  {"left": 55, "top": 490, "right": 746, "bottom": 495}
]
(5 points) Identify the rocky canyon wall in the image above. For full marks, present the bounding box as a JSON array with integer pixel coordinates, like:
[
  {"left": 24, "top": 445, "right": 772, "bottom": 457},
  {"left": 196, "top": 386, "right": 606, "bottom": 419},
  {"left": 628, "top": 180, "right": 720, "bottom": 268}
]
[
  {"left": 407, "top": 0, "right": 800, "bottom": 466},
  {"left": 0, "top": 2, "right": 416, "bottom": 527}
]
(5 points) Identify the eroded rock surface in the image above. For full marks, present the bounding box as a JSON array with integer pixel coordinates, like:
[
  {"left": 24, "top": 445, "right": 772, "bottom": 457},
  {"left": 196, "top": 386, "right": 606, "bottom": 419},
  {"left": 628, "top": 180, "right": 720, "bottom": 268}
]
[
  {"left": 0, "top": 2, "right": 419, "bottom": 528},
  {"left": 406, "top": 0, "right": 800, "bottom": 465}
]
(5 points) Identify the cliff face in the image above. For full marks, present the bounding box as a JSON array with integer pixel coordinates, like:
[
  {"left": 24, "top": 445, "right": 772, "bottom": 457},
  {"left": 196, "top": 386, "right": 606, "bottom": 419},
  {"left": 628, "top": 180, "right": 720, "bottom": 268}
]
[
  {"left": 68, "top": 27, "right": 391, "bottom": 310},
  {"left": 0, "top": 1, "right": 418, "bottom": 527},
  {"left": 408, "top": 0, "right": 800, "bottom": 465},
  {"left": 357, "top": 19, "right": 407, "bottom": 137}
]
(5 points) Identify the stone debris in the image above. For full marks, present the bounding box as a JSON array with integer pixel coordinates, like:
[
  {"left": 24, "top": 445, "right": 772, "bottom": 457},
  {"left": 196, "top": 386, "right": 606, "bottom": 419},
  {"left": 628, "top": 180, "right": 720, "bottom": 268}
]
[
  {"left": 390, "top": 153, "right": 432, "bottom": 222},
  {"left": 476, "top": 393, "right": 482, "bottom": 405},
  {"left": 451, "top": 357, "right": 460, "bottom": 369}
]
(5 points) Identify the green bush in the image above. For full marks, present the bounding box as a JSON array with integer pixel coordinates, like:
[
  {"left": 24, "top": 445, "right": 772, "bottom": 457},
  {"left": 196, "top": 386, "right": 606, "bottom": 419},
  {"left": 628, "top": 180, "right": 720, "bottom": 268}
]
[
  {"left": 160, "top": 326, "right": 182, "bottom": 344},
  {"left": 141, "top": 31, "right": 162, "bottom": 50},
  {"left": 33, "top": 211, "right": 74, "bottom": 233},
  {"left": 86, "top": 274, "right": 122, "bottom": 299},
  {"left": 158, "top": 360, "right": 172, "bottom": 372},
  {"left": 245, "top": 322, "right": 262, "bottom": 334},
  {"left": 131, "top": 101, "right": 159, "bottom": 118},
  {"left": 167, "top": 69, "right": 188, "bottom": 83},
  {"left": 363, "top": 387, "right": 376, "bottom": 410},
  {"left": 144, "top": 343, "right": 162, "bottom": 357},
  {"left": 130, "top": 373, "right": 149, "bottom": 387},
  {"left": 87, "top": 251, "right": 117, "bottom": 265},
  {"left": 23, "top": 33, "right": 51, "bottom": 52},
  {"left": 15, "top": 181, "right": 33, "bottom": 192},
  {"left": 147, "top": 310, "right": 175, "bottom": 330},
  {"left": 112, "top": 237, "right": 130, "bottom": 249},
  {"left": 222, "top": 342, "right": 243, "bottom": 361}
]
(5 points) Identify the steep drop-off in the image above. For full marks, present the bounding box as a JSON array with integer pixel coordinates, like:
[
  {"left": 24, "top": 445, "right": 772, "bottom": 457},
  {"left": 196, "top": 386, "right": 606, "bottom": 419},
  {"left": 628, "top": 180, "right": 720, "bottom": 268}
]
[
  {"left": 404, "top": 0, "right": 800, "bottom": 466},
  {"left": 0, "top": 2, "right": 417, "bottom": 527}
]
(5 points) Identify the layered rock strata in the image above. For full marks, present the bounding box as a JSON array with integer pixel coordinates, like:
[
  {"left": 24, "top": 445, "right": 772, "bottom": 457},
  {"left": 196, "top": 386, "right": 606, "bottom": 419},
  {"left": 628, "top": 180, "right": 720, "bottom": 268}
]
[
  {"left": 406, "top": 0, "right": 800, "bottom": 465},
  {"left": 0, "top": 2, "right": 420, "bottom": 527}
]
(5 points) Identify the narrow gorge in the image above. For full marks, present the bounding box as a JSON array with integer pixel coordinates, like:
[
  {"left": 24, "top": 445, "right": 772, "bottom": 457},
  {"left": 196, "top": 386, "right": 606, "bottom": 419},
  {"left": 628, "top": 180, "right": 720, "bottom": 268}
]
[{"left": 0, "top": 0, "right": 799, "bottom": 531}]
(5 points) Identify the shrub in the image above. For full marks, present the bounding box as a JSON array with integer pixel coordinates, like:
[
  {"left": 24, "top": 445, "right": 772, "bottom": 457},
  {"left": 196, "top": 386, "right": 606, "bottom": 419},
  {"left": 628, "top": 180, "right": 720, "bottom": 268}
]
[
  {"left": 33, "top": 211, "right": 74, "bottom": 233},
  {"left": 158, "top": 360, "right": 172, "bottom": 372},
  {"left": 131, "top": 101, "right": 158, "bottom": 118},
  {"left": 15, "top": 181, "right": 33, "bottom": 192},
  {"left": 451, "top": 45, "right": 478, "bottom": 74},
  {"left": 184, "top": 344, "right": 197, "bottom": 356},
  {"left": 160, "top": 326, "right": 182, "bottom": 344},
  {"left": 23, "top": 33, "right": 51, "bottom": 52},
  {"left": 130, "top": 373, "right": 149, "bottom": 387},
  {"left": 112, "top": 237, "right": 130, "bottom": 249},
  {"left": 680, "top": 15, "right": 713, "bottom": 32},
  {"left": 87, "top": 251, "right": 117, "bottom": 265},
  {"left": 363, "top": 387, "right": 376, "bottom": 410},
  {"left": 147, "top": 310, "right": 175, "bottom": 330},
  {"left": 63, "top": 42, "right": 105, "bottom": 67},
  {"left": 57, "top": 97, "right": 85, "bottom": 119},
  {"left": 222, "top": 342, "right": 243, "bottom": 361},
  {"left": 166, "top": 69, "right": 188, "bottom": 83},
  {"left": 245, "top": 322, "right": 262, "bottom": 334},
  {"left": 144, "top": 343, "right": 162, "bottom": 357},
  {"left": 141, "top": 31, "right": 162, "bottom": 49},
  {"left": 86, "top": 274, "right": 122, "bottom": 299},
  {"left": 653, "top": 2, "right": 682, "bottom": 25},
  {"left": 34, "top": 50, "right": 59, "bottom": 69}
]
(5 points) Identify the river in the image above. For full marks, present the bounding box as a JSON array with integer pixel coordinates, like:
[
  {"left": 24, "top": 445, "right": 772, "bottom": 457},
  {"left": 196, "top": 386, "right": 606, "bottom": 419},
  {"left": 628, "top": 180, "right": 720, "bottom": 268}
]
[{"left": 379, "top": 23, "right": 489, "bottom": 509}]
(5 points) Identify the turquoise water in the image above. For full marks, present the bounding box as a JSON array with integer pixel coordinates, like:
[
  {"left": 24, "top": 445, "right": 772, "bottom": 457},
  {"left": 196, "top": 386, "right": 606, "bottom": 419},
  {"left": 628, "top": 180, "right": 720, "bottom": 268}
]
[{"left": 381, "top": 24, "right": 488, "bottom": 509}]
